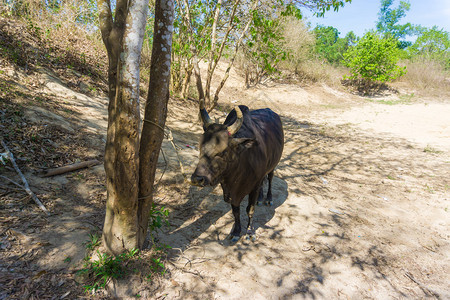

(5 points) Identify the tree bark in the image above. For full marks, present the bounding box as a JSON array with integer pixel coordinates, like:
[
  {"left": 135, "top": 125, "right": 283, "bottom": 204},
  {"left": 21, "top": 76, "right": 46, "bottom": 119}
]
[
  {"left": 137, "top": 0, "right": 174, "bottom": 249},
  {"left": 181, "top": 62, "right": 193, "bottom": 99},
  {"left": 97, "top": 1, "right": 127, "bottom": 250},
  {"left": 99, "top": 0, "right": 149, "bottom": 255}
]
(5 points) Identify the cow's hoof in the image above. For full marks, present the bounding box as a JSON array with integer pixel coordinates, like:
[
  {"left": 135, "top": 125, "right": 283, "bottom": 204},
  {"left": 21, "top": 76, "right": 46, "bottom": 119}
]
[
  {"left": 245, "top": 234, "right": 256, "bottom": 242},
  {"left": 227, "top": 233, "right": 240, "bottom": 242},
  {"left": 265, "top": 200, "right": 273, "bottom": 206},
  {"left": 230, "top": 235, "right": 240, "bottom": 243}
]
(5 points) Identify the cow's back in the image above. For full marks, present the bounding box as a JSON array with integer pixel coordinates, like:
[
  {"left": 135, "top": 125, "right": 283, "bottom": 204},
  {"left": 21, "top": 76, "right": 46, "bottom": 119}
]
[
  {"left": 225, "top": 105, "right": 284, "bottom": 176},
  {"left": 249, "top": 108, "right": 284, "bottom": 172}
]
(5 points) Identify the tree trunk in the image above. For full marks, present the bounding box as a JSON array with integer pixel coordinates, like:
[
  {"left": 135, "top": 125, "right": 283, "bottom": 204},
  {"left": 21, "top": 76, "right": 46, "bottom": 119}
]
[
  {"left": 99, "top": 0, "right": 149, "bottom": 255},
  {"left": 193, "top": 56, "right": 205, "bottom": 103},
  {"left": 137, "top": 0, "right": 174, "bottom": 249},
  {"left": 209, "top": 0, "right": 256, "bottom": 111},
  {"left": 181, "top": 62, "right": 193, "bottom": 99},
  {"left": 98, "top": 0, "right": 127, "bottom": 254},
  {"left": 204, "top": 0, "right": 222, "bottom": 107}
]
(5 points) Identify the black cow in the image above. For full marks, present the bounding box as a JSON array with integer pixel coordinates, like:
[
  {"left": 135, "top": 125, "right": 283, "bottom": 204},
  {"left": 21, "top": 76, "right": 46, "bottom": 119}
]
[{"left": 191, "top": 105, "right": 284, "bottom": 242}]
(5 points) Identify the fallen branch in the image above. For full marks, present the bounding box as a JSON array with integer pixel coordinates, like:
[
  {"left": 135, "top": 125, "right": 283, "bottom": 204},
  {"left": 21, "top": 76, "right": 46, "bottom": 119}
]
[
  {"left": 40, "top": 159, "right": 101, "bottom": 177},
  {"left": 404, "top": 272, "right": 440, "bottom": 299},
  {"left": 1, "top": 139, "right": 50, "bottom": 216}
]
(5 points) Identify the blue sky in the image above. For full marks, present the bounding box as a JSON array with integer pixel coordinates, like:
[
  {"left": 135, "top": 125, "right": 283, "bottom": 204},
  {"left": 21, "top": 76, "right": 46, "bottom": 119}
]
[{"left": 301, "top": 0, "right": 450, "bottom": 38}]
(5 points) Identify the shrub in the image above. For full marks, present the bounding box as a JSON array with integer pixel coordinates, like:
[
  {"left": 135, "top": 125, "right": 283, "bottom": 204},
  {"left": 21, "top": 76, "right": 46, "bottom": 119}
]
[{"left": 343, "top": 32, "right": 406, "bottom": 83}]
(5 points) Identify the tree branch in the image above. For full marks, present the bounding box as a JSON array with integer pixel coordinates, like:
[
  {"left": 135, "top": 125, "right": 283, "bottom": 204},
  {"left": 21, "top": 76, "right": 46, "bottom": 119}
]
[
  {"left": 1, "top": 139, "right": 50, "bottom": 215},
  {"left": 210, "top": 0, "right": 257, "bottom": 110}
]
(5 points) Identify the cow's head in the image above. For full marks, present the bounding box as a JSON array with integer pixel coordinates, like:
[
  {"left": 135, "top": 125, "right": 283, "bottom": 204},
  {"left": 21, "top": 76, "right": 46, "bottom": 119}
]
[{"left": 191, "top": 106, "right": 255, "bottom": 187}]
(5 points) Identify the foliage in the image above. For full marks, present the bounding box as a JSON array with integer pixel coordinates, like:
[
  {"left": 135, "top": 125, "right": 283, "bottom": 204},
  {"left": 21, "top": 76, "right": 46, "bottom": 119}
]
[
  {"left": 246, "top": 10, "right": 287, "bottom": 79},
  {"left": 148, "top": 203, "right": 170, "bottom": 237},
  {"left": 147, "top": 244, "right": 171, "bottom": 281},
  {"left": 343, "top": 31, "right": 406, "bottom": 83},
  {"left": 238, "top": 1, "right": 353, "bottom": 86},
  {"left": 376, "top": 0, "right": 414, "bottom": 48},
  {"left": 313, "top": 25, "right": 357, "bottom": 64},
  {"left": 2, "top": 0, "right": 99, "bottom": 29},
  {"left": 170, "top": 0, "right": 210, "bottom": 93},
  {"left": 291, "top": 0, "right": 352, "bottom": 17},
  {"left": 401, "top": 57, "right": 449, "bottom": 92},
  {"left": 409, "top": 26, "right": 450, "bottom": 69},
  {"left": 76, "top": 205, "right": 170, "bottom": 293},
  {"left": 170, "top": 0, "right": 353, "bottom": 100},
  {"left": 79, "top": 248, "right": 140, "bottom": 292},
  {"left": 85, "top": 233, "right": 101, "bottom": 251}
]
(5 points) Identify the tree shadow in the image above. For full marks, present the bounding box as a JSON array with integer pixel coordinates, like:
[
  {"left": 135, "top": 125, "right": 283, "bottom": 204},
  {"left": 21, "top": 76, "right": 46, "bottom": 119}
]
[{"left": 161, "top": 175, "right": 289, "bottom": 251}]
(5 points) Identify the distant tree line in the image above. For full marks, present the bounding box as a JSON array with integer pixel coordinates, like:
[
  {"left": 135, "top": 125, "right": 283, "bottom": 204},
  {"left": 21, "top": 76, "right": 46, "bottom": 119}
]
[{"left": 312, "top": 0, "right": 449, "bottom": 83}]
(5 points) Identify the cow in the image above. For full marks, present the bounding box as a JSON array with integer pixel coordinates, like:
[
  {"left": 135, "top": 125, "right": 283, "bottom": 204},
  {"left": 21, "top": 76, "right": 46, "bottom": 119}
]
[{"left": 191, "top": 104, "right": 284, "bottom": 242}]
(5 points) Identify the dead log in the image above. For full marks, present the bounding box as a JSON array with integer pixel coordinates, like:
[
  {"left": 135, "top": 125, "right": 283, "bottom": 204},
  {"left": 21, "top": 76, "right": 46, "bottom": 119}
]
[{"left": 40, "top": 159, "right": 101, "bottom": 177}]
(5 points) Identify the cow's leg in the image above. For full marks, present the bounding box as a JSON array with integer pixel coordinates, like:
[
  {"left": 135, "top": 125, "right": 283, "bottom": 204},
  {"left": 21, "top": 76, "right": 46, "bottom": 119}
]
[
  {"left": 256, "top": 184, "right": 264, "bottom": 206},
  {"left": 227, "top": 204, "right": 241, "bottom": 242},
  {"left": 265, "top": 170, "right": 274, "bottom": 206},
  {"left": 245, "top": 188, "right": 260, "bottom": 241},
  {"left": 221, "top": 183, "right": 230, "bottom": 203}
]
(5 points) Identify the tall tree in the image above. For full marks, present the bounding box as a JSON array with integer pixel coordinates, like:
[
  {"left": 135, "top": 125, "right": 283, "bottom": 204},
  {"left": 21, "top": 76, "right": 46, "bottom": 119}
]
[
  {"left": 313, "top": 25, "right": 357, "bottom": 64},
  {"left": 410, "top": 26, "right": 450, "bottom": 68},
  {"left": 175, "top": 0, "right": 352, "bottom": 110},
  {"left": 98, "top": 0, "right": 174, "bottom": 255},
  {"left": 138, "top": 0, "right": 175, "bottom": 249},
  {"left": 376, "top": 0, "right": 414, "bottom": 48}
]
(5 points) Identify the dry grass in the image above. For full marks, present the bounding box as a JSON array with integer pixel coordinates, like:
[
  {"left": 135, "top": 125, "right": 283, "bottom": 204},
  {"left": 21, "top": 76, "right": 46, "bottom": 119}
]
[
  {"left": 288, "top": 59, "right": 347, "bottom": 87},
  {"left": 234, "top": 15, "right": 347, "bottom": 88},
  {"left": 399, "top": 57, "right": 450, "bottom": 95},
  {"left": 1, "top": 0, "right": 106, "bottom": 73},
  {"left": 274, "top": 16, "right": 349, "bottom": 88},
  {"left": 281, "top": 16, "right": 315, "bottom": 67}
]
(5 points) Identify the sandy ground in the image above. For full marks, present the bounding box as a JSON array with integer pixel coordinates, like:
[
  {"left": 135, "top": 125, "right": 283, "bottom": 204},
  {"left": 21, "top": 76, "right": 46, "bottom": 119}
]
[
  {"left": 150, "top": 70, "right": 450, "bottom": 299},
  {"left": 1, "top": 63, "right": 449, "bottom": 299}
]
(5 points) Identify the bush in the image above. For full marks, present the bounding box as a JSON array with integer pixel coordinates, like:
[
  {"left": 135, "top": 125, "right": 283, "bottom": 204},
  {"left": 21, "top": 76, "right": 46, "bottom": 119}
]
[{"left": 343, "top": 32, "right": 406, "bottom": 83}]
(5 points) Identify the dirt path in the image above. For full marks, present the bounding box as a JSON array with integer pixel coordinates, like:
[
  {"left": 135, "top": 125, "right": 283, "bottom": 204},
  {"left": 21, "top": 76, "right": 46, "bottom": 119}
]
[
  {"left": 153, "top": 79, "right": 450, "bottom": 299},
  {"left": 1, "top": 64, "right": 449, "bottom": 299}
]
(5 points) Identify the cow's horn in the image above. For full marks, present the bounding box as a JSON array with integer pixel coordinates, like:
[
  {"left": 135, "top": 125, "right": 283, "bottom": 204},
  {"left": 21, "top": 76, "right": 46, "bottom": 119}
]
[
  {"left": 200, "top": 102, "right": 214, "bottom": 127},
  {"left": 227, "top": 106, "right": 243, "bottom": 136}
]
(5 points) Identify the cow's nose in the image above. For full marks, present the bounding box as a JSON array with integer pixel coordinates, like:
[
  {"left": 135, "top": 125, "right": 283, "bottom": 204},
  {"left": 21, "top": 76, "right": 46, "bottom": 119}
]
[{"left": 191, "top": 174, "right": 208, "bottom": 186}]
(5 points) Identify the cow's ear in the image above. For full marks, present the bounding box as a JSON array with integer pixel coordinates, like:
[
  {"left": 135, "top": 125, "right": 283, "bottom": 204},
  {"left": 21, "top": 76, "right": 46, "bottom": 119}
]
[{"left": 230, "top": 138, "right": 256, "bottom": 151}]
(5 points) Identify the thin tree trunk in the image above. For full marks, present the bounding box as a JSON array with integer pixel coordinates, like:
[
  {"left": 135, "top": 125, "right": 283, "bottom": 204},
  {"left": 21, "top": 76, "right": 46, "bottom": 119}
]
[
  {"left": 204, "top": 0, "right": 222, "bottom": 107},
  {"left": 180, "top": 0, "right": 205, "bottom": 103},
  {"left": 210, "top": 0, "right": 256, "bottom": 111},
  {"left": 137, "top": 0, "right": 174, "bottom": 249},
  {"left": 99, "top": 0, "right": 149, "bottom": 255},
  {"left": 181, "top": 62, "right": 193, "bottom": 99},
  {"left": 98, "top": 0, "right": 127, "bottom": 249},
  {"left": 205, "top": 0, "right": 240, "bottom": 108},
  {"left": 193, "top": 56, "right": 205, "bottom": 103}
]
